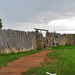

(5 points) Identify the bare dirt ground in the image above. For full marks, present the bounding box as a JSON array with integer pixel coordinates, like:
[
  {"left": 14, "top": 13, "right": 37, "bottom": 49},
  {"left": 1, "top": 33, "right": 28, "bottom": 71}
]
[{"left": 0, "top": 50, "right": 53, "bottom": 75}]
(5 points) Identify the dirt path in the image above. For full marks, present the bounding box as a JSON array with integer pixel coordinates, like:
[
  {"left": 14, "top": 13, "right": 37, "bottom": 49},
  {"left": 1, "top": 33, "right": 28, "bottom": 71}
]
[{"left": 0, "top": 50, "right": 53, "bottom": 75}]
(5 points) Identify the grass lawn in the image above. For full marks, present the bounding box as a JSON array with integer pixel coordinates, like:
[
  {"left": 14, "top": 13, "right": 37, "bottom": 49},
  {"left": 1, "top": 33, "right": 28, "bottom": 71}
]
[
  {"left": 0, "top": 49, "right": 42, "bottom": 68},
  {"left": 23, "top": 46, "right": 75, "bottom": 75}
]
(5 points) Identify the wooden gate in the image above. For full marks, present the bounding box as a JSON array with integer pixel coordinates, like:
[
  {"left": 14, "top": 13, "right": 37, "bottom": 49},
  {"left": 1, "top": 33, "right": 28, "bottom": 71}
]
[{"left": 34, "top": 28, "right": 52, "bottom": 50}]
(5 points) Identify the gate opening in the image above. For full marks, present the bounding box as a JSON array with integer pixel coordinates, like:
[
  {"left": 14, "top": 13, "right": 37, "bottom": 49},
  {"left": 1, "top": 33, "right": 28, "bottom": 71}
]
[{"left": 34, "top": 28, "right": 52, "bottom": 50}]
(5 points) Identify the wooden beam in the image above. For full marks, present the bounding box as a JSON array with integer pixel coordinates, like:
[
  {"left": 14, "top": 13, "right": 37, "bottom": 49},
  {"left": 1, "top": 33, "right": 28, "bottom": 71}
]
[{"left": 34, "top": 28, "right": 48, "bottom": 32}]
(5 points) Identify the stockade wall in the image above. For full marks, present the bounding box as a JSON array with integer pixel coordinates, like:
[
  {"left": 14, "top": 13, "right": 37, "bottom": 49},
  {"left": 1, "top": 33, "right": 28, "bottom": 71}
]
[
  {"left": 54, "top": 34, "right": 75, "bottom": 46},
  {"left": 0, "top": 29, "right": 36, "bottom": 54}
]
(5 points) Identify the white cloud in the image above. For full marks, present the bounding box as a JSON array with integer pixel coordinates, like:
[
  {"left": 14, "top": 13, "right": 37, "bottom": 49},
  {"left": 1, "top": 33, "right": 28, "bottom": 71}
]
[
  {"left": 30, "top": 11, "right": 75, "bottom": 24},
  {"left": 48, "top": 16, "right": 75, "bottom": 31},
  {"left": 3, "top": 11, "right": 75, "bottom": 34},
  {"left": 16, "top": 22, "right": 46, "bottom": 31},
  {"left": 16, "top": 16, "right": 75, "bottom": 34},
  {"left": 30, "top": 11, "right": 62, "bottom": 23}
]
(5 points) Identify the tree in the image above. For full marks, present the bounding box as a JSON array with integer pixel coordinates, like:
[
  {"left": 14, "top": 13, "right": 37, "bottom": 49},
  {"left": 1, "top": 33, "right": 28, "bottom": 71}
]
[
  {"left": 53, "top": 31, "right": 60, "bottom": 34},
  {"left": 0, "top": 19, "right": 3, "bottom": 29}
]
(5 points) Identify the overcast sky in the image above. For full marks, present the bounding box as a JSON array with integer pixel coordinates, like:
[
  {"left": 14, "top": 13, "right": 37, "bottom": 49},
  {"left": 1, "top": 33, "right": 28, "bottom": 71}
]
[{"left": 0, "top": 0, "right": 75, "bottom": 34}]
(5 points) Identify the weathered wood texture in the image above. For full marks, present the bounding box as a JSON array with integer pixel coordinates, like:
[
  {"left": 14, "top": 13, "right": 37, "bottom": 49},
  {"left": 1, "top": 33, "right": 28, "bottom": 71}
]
[
  {"left": 46, "top": 32, "right": 75, "bottom": 46},
  {"left": 0, "top": 29, "right": 36, "bottom": 54},
  {"left": 0, "top": 29, "right": 75, "bottom": 54}
]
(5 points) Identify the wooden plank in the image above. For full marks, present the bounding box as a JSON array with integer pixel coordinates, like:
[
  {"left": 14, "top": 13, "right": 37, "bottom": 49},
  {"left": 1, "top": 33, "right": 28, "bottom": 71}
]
[{"left": 34, "top": 28, "right": 48, "bottom": 31}]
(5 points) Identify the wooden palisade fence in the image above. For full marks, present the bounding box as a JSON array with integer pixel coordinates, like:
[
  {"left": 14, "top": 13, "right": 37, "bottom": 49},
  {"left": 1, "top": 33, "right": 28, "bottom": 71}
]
[{"left": 0, "top": 29, "right": 36, "bottom": 54}]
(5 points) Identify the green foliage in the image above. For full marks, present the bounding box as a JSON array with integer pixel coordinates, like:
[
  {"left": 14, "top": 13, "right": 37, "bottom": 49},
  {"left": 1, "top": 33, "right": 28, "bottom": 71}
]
[
  {"left": 52, "top": 31, "right": 61, "bottom": 35},
  {"left": 0, "top": 19, "right": 3, "bottom": 29},
  {"left": 44, "top": 48, "right": 51, "bottom": 50},
  {"left": 23, "top": 46, "right": 75, "bottom": 75},
  {"left": 72, "top": 34, "right": 75, "bottom": 37},
  {"left": 53, "top": 31, "right": 57, "bottom": 34},
  {"left": 0, "top": 50, "right": 42, "bottom": 68}
]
